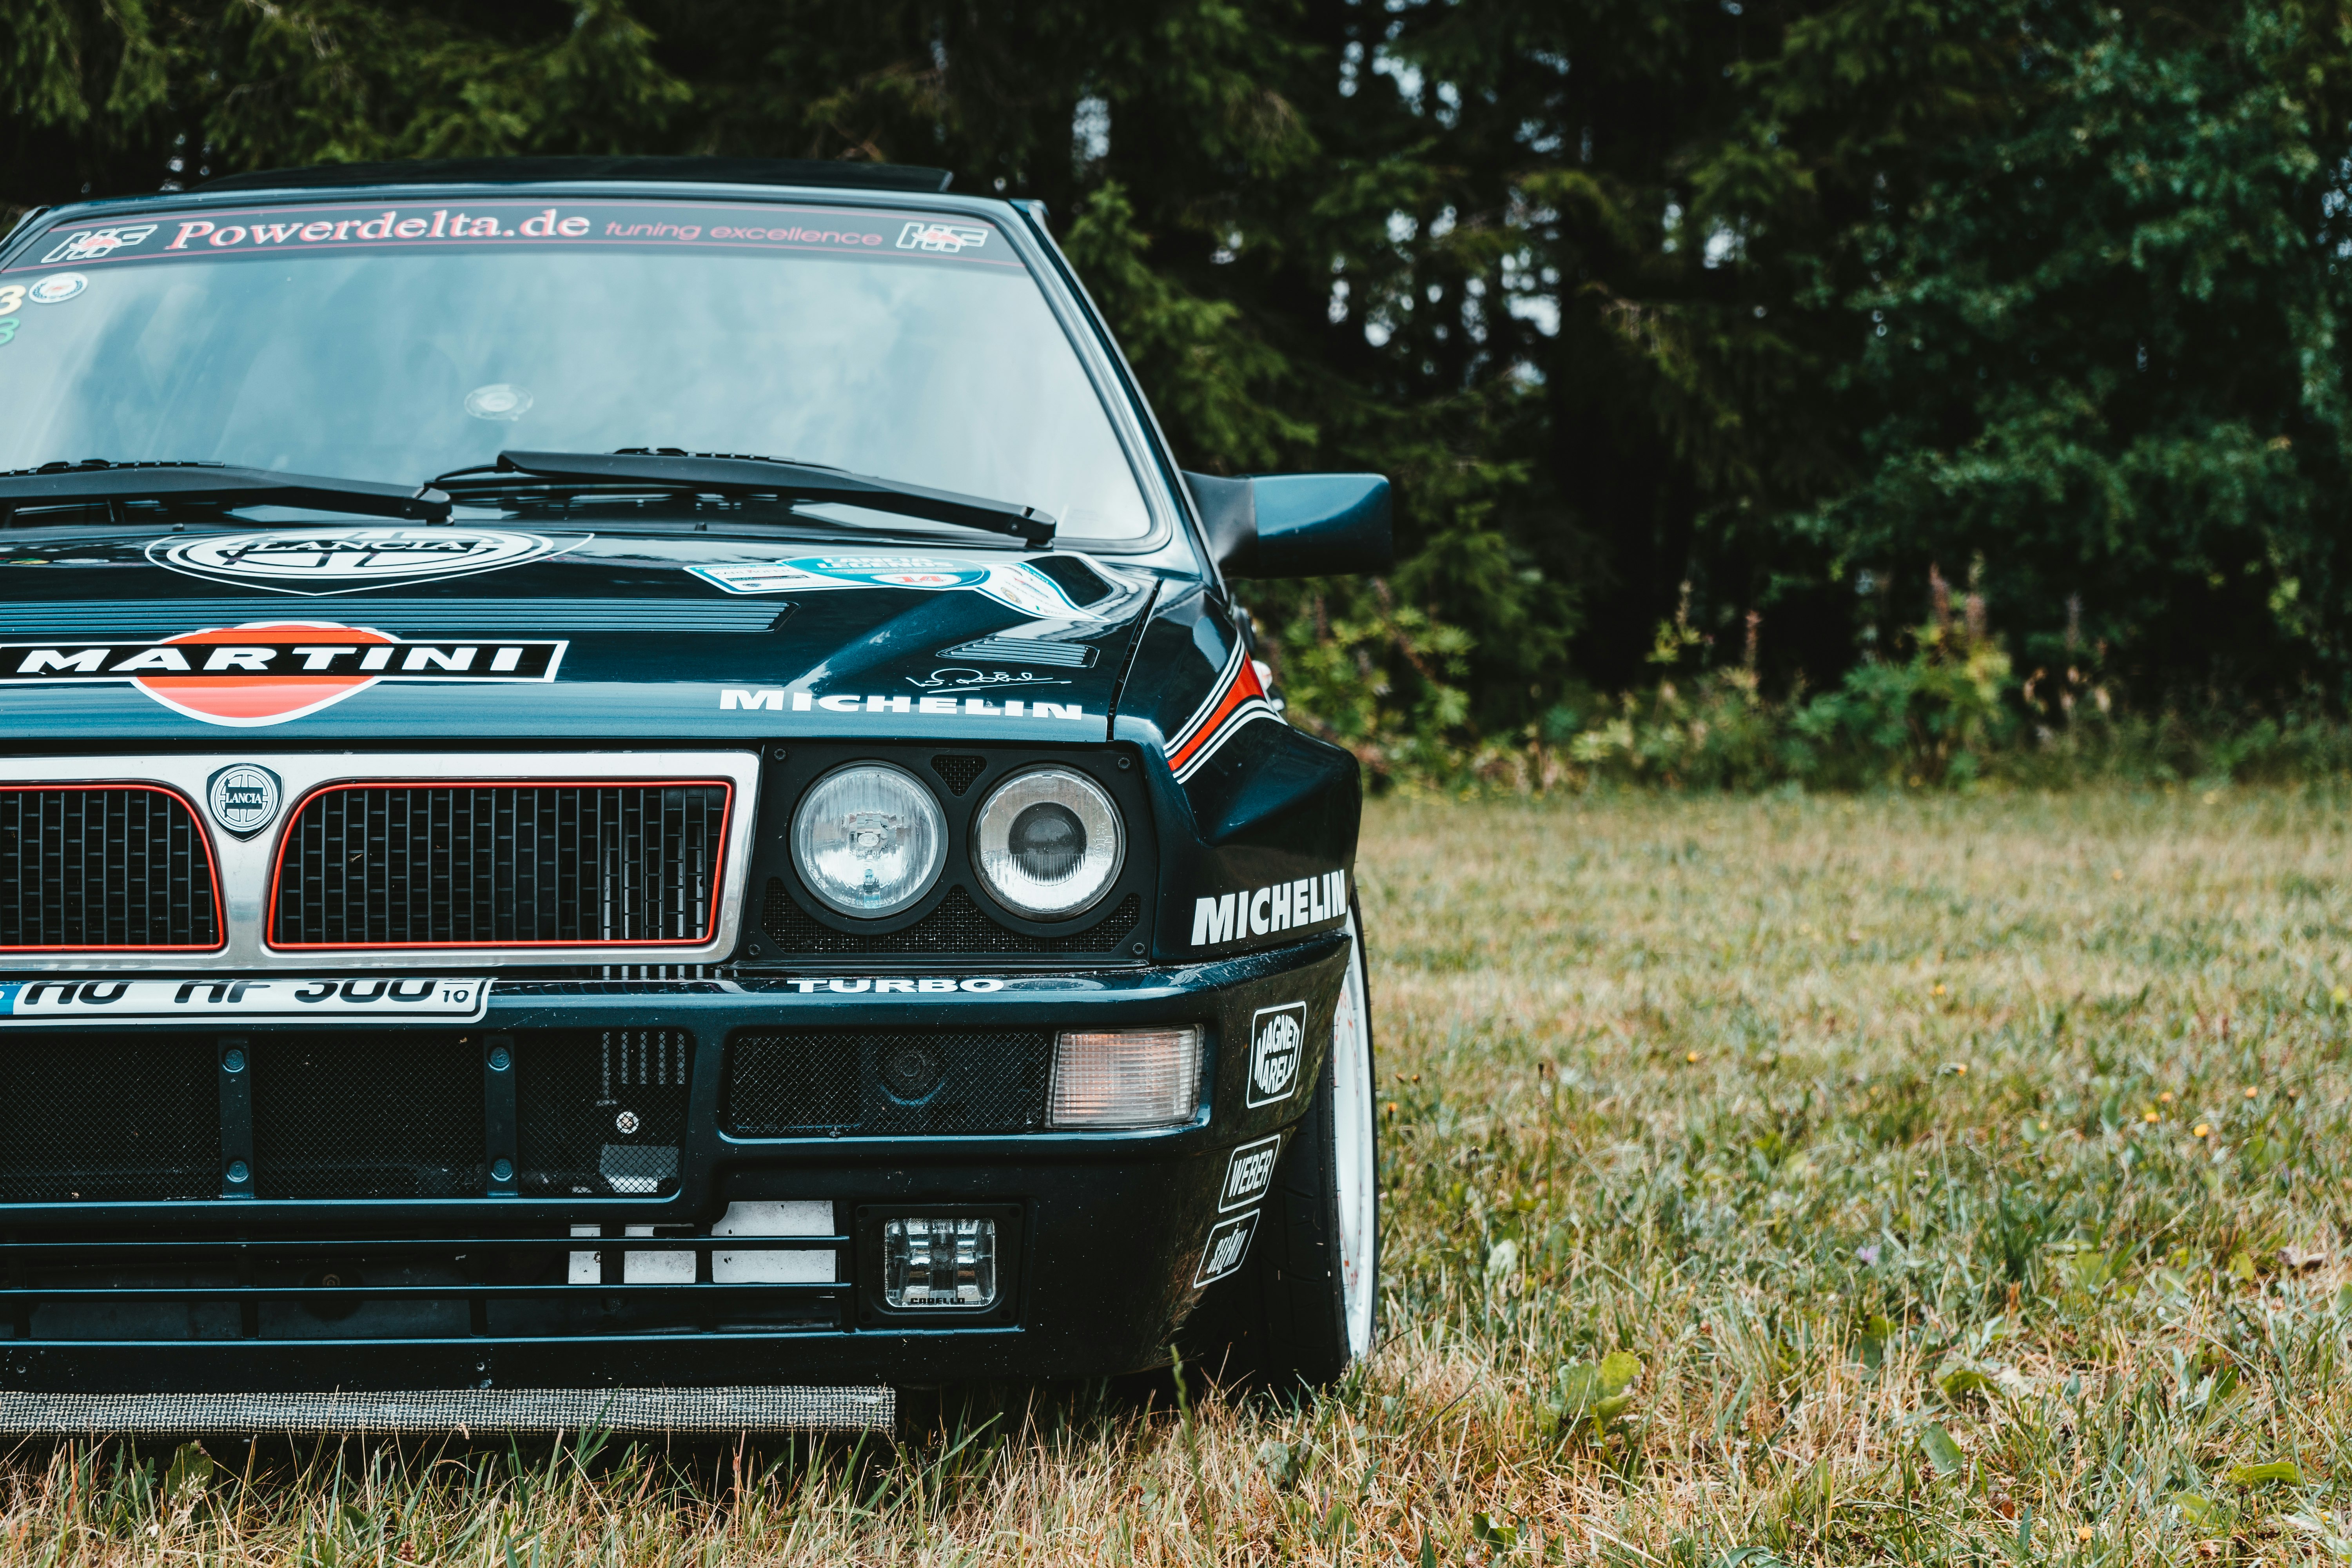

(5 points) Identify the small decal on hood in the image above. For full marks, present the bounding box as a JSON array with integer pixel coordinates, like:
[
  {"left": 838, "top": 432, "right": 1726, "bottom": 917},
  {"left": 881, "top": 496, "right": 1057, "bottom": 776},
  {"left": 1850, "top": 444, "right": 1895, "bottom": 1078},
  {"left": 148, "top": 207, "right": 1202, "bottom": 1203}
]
[
  {"left": 688, "top": 554, "right": 1115, "bottom": 622},
  {"left": 149, "top": 525, "right": 583, "bottom": 594},
  {"left": 719, "top": 688, "right": 1090, "bottom": 721},
  {"left": 0, "top": 622, "right": 566, "bottom": 727}
]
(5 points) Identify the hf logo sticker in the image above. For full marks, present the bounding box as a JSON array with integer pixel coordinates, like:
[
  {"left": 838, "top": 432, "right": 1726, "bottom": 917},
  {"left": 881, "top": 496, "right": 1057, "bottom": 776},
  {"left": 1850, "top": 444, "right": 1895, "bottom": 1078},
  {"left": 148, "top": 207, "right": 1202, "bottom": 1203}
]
[{"left": 1246, "top": 1002, "right": 1307, "bottom": 1108}]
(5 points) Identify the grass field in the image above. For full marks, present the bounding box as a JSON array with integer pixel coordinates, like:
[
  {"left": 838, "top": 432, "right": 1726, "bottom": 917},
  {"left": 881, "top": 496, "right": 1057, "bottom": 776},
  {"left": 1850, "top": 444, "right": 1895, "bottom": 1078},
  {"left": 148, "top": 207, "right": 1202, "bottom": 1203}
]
[{"left": 14, "top": 789, "right": 2352, "bottom": 1565}]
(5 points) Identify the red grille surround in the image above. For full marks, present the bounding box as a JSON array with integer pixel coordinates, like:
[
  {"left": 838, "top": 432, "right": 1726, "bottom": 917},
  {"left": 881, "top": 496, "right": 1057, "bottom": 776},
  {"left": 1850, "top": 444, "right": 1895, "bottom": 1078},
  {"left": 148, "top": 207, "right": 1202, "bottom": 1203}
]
[{"left": 268, "top": 780, "right": 733, "bottom": 951}]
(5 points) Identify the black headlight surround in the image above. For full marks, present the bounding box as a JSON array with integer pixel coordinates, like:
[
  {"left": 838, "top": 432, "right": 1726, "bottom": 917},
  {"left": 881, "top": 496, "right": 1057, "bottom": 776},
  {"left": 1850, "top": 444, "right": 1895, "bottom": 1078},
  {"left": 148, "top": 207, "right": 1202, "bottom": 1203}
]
[{"left": 741, "top": 742, "right": 1158, "bottom": 964}]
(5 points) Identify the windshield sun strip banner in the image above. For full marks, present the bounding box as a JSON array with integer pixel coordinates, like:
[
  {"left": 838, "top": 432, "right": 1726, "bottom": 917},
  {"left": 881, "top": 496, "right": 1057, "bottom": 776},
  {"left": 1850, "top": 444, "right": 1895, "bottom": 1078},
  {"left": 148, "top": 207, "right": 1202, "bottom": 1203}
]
[
  {"left": 8, "top": 203, "right": 1015, "bottom": 275},
  {"left": 0, "top": 976, "right": 488, "bottom": 1024}
]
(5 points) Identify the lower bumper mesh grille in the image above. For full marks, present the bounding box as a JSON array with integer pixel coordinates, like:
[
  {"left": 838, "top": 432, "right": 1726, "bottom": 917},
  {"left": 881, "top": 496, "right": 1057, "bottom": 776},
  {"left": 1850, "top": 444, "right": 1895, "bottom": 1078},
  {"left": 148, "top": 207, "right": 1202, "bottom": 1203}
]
[
  {"left": 0, "top": 1038, "right": 216, "bottom": 1202},
  {"left": 723, "top": 1028, "right": 1052, "bottom": 1136},
  {"left": 0, "top": 1030, "right": 692, "bottom": 1203}
]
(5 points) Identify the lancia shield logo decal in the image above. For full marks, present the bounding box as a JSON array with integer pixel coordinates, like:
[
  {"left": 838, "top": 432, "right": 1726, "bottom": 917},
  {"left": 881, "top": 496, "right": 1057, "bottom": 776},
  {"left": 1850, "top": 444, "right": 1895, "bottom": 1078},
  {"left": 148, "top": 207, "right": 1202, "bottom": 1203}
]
[
  {"left": 1246, "top": 1002, "right": 1307, "bottom": 1108},
  {"left": 148, "top": 526, "right": 583, "bottom": 595},
  {"left": 206, "top": 763, "right": 282, "bottom": 837}
]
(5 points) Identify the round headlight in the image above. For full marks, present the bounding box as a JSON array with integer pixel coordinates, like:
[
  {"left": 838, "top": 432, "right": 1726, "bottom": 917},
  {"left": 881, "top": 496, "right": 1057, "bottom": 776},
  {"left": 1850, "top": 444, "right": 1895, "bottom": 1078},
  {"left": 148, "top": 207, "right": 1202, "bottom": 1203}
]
[
  {"left": 791, "top": 764, "right": 947, "bottom": 918},
  {"left": 972, "top": 768, "right": 1124, "bottom": 920}
]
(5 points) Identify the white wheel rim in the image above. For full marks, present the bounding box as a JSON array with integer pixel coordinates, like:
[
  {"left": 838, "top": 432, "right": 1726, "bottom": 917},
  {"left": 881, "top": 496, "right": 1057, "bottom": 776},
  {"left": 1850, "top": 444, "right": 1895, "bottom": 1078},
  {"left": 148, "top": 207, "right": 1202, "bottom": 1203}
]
[{"left": 1330, "top": 911, "right": 1377, "bottom": 1358}]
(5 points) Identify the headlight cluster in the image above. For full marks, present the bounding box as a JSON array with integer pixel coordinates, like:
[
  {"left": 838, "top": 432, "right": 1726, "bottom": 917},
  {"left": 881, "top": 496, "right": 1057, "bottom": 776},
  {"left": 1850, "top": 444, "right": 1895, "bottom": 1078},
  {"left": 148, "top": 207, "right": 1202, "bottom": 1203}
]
[{"left": 789, "top": 763, "right": 1125, "bottom": 922}]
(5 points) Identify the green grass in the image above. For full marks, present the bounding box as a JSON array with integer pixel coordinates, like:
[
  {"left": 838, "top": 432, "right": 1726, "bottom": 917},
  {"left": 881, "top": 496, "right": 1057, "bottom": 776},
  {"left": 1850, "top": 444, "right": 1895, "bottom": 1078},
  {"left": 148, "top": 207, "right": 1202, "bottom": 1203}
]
[{"left": 15, "top": 788, "right": 2352, "bottom": 1564}]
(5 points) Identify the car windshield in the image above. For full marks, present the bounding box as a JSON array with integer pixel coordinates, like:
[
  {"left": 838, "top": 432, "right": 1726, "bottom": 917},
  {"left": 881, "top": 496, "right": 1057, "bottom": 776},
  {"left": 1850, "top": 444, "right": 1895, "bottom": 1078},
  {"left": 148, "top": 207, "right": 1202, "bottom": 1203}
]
[{"left": 0, "top": 196, "right": 1153, "bottom": 541}]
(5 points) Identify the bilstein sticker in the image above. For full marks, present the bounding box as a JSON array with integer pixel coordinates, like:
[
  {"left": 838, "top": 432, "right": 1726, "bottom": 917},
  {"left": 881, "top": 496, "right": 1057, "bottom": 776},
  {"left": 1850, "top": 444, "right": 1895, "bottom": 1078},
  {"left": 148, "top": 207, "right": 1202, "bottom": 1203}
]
[
  {"left": 0, "top": 622, "right": 566, "bottom": 727},
  {"left": 720, "top": 689, "right": 1091, "bottom": 721},
  {"left": 690, "top": 555, "right": 1112, "bottom": 622},
  {"left": 1189, "top": 870, "right": 1348, "bottom": 947},
  {"left": 1246, "top": 1003, "right": 1307, "bottom": 1109},
  {"left": 149, "top": 525, "right": 582, "bottom": 594},
  {"left": 1193, "top": 1210, "right": 1260, "bottom": 1287},
  {"left": 1219, "top": 1133, "right": 1284, "bottom": 1212}
]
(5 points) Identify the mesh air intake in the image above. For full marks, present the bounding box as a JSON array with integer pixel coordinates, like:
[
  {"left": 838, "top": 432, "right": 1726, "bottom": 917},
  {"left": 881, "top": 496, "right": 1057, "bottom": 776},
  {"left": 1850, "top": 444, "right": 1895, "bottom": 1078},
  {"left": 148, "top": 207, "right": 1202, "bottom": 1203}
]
[
  {"left": 272, "top": 782, "right": 729, "bottom": 948},
  {"left": 0, "top": 787, "right": 221, "bottom": 949}
]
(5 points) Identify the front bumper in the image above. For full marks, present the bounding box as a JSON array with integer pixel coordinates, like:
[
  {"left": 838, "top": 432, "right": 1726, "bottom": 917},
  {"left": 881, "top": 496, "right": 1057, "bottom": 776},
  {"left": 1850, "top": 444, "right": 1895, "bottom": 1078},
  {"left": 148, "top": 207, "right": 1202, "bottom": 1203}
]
[{"left": 0, "top": 934, "right": 1348, "bottom": 1398}]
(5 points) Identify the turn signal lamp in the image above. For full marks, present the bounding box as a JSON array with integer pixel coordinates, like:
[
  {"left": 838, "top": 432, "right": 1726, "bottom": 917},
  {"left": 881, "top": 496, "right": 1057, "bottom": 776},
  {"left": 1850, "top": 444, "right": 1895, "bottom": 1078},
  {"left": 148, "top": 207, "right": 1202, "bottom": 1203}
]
[{"left": 1048, "top": 1027, "right": 1201, "bottom": 1129}]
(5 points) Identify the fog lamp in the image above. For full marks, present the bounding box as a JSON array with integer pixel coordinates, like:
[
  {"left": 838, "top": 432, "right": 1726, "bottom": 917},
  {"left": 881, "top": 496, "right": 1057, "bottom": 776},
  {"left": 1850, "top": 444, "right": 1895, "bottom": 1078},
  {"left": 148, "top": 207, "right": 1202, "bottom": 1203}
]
[
  {"left": 1049, "top": 1027, "right": 1201, "bottom": 1129},
  {"left": 883, "top": 1217, "right": 998, "bottom": 1308}
]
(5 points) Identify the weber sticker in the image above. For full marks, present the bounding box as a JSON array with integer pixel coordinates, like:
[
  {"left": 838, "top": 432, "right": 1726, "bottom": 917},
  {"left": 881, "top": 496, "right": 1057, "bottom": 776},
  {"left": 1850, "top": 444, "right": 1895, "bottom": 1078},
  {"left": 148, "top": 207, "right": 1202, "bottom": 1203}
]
[
  {"left": 0, "top": 622, "right": 565, "bottom": 727},
  {"left": 1246, "top": 1002, "right": 1307, "bottom": 1109},
  {"left": 149, "top": 526, "right": 582, "bottom": 595},
  {"left": 690, "top": 555, "right": 1113, "bottom": 622},
  {"left": 1193, "top": 1210, "right": 1260, "bottom": 1287},
  {"left": 0, "top": 977, "right": 488, "bottom": 1025},
  {"left": 1219, "top": 1134, "right": 1284, "bottom": 1212}
]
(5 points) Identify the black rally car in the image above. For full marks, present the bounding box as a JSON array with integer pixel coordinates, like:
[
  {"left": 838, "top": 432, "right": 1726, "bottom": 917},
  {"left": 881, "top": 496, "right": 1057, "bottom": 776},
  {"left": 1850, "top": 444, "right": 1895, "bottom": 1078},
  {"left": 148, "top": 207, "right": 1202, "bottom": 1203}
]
[{"left": 0, "top": 157, "right": 1384, "bottom": 1433}]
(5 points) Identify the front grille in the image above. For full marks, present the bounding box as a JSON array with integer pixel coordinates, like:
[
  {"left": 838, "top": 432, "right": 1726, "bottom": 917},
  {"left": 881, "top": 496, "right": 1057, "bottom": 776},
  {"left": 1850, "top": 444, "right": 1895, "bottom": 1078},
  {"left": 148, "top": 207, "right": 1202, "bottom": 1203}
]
[
  {"left": 252, "top": 1037, "right": 487, "bottom": 1199},
  {"left": 272, "top": 782, "right": 730, "bottom": 948},
  {"left": 0, "top": 1038, "right": 217, "bottom": 1201},
  {"left": 0, "top": 786, "right": 221, "bottom": 950},
  {"left": 723, "top": 1028, "right": 1052, "bottom": 1136},
  {"left": 517, "top": 1029, "right": 690, "bottom": 1196},
  {"left": 761, "top": 883, "right": 1140, "bottom": 956}
]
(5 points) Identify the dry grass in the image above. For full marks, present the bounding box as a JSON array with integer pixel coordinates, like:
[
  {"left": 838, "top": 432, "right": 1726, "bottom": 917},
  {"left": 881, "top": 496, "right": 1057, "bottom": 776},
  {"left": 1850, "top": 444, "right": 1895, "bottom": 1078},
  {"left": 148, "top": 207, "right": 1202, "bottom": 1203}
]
[{"left": 13, "top": 788, "right": 2352, "bottom": 1564}]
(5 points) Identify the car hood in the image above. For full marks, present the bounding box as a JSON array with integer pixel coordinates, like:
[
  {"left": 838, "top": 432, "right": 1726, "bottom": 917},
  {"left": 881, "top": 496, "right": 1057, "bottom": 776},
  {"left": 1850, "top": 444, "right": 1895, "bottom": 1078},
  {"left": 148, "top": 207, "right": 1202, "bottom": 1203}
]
[{"left": 0, "top": 526, "right": 1161, "bottom": 743}]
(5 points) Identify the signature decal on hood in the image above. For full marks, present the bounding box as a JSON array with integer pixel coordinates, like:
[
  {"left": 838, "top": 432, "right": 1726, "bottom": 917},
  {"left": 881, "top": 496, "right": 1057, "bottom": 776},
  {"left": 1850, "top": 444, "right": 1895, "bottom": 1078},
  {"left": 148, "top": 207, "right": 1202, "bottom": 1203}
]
[
  {"left": 689, "top": 555, "right": 1115, "bottom": 621},
  {"left": 149, "top": 526, "right": 584, "bottom": 595},
  {"left": 0, "top": 622, "right": 566, "bottom": 727}
]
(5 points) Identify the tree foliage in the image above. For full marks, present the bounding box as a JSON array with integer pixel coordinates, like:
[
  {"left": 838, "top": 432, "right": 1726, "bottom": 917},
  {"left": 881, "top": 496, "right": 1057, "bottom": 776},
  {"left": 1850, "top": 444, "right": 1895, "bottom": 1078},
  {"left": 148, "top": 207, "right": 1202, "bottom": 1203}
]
[{"left": 3, "top": 0, "right": 2348, "bottom": 755}]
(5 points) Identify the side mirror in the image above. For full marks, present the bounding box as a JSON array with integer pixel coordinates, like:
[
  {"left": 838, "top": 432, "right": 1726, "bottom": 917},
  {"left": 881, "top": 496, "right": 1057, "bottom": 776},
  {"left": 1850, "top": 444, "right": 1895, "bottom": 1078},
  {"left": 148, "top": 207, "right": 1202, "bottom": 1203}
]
[{"left": 1183, "top": 472, "right": 1393, "bottom": 578}]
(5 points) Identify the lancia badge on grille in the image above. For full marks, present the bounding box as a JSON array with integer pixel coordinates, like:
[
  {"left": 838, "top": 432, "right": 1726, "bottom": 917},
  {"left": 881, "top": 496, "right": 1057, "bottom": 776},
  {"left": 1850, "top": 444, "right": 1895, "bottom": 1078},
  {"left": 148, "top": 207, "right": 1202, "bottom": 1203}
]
[{"left": 206, "top": 764, "right": 282, "bottom": 838}]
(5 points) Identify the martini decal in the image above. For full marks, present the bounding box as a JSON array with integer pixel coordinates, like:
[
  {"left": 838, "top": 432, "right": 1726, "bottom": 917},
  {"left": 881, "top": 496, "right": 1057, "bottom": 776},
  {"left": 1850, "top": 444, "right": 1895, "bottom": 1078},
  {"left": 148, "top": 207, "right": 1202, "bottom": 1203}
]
[
  {"left": 149, "top": 526, "right": 583, "bottom": 595},
  {"left": 0, "top": 622, "right": 566, "bottom": 727},
  {"left": 688, "top": 555, "right": 1115, "bottom": 622}
]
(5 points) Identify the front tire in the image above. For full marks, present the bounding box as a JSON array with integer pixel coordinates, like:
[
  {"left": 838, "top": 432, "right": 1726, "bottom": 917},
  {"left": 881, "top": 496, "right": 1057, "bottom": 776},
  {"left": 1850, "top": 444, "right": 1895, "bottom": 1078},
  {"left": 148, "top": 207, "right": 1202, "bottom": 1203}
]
[{"left": 1181, "top": 904, "right": 1378, "bottom": 1390}]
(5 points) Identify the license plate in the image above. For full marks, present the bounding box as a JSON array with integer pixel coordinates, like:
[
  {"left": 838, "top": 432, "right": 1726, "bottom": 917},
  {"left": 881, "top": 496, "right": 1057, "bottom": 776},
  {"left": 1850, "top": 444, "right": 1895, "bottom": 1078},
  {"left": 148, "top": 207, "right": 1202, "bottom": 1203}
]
[{"left": 0, "top": 977, "right": 488, "bottom": 1024}]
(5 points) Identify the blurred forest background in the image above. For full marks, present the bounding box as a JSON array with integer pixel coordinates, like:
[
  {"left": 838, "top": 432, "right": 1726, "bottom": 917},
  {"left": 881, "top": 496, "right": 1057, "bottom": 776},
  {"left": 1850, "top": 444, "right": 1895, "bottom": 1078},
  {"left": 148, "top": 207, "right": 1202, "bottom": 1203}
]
[{"left": 5, "top": 0, "right": 2350, "bottom": 788}]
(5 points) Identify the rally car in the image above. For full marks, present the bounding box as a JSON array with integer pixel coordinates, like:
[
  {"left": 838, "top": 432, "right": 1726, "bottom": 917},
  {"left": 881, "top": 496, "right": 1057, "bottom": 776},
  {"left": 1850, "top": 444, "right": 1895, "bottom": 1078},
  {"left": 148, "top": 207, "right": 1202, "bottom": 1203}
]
[{"left": 0, "top": 155, "right": 1385, "bottom": 1433}]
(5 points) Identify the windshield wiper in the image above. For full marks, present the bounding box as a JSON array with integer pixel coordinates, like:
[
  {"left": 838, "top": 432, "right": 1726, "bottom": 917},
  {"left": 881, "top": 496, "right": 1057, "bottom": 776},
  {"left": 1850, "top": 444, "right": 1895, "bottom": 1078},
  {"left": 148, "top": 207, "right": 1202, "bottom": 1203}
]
[
  {"left": 435, "top": 449, "right": 1056, "bottom": 548},
  {"left": 0, "top": 460, "right": 452, "bottom": 523}
]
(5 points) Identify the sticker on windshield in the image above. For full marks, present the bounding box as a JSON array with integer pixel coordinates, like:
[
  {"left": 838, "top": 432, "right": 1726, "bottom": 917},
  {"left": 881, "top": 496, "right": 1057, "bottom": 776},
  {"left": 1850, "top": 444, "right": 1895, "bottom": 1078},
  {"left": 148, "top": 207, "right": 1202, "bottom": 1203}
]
[
  {"left": 9, "top": 203, "right": 1010, "bottom": 274},
  {"left": 149, "top": 526, "right": 583, "bottom": 595},
  {"left": 898, "top": 221, "right": 988, "bottom": 253},
  {"left": 689, "top": 555, "right": 1113, "bottom": 622},
  {"left": 27, "top": 274, "right": 87, "bottom": 305},
  {"left": 39, "top": 226, "right": 155, "bottom": 265},
  {"left": 0, "top": 621, "right": 566, "bottom": 727}
]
